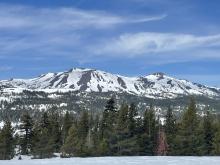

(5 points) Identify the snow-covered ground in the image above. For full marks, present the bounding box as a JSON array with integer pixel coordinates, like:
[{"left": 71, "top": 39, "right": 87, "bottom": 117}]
[{"left": 1, "top": 156, "right": 220, "bottom": 165}]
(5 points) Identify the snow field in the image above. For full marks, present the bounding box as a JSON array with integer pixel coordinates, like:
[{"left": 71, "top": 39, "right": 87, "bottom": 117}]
[{"left": 1, "top": 156, "right": 220, "bottom": 165}]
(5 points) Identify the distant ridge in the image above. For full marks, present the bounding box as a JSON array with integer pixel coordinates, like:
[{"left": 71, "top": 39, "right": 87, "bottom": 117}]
[{"left": 0, "top": 68, "right": 219, "bottom": 99}]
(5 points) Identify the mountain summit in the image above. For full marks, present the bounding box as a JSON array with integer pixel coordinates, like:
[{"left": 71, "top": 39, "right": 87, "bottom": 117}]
[{"left": 0, "top": 68, "right": 219, "bottom": 99}]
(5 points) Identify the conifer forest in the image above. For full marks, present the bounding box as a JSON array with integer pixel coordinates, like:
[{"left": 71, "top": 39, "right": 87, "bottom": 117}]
[{"left": 1, "top": 97, "right": 220, "bottom": 160}]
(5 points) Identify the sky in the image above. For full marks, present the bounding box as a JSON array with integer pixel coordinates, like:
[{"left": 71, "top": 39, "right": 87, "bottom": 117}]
[{"left": 0, "top": 0, "right": 220, "bottom": 87}]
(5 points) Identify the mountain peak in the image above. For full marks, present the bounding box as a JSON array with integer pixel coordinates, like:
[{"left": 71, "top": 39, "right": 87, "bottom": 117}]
[
  {"left": 152, "top": 72, "right": 166, "bottom": 77},
  {"left": 68, "top": 67, "right": 96, "bottom": 73},
  {"left": 0, "top": 67, "right": 219, "bottom": 99}
]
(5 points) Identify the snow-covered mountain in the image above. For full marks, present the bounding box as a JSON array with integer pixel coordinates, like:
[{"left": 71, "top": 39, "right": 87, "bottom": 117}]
[{"left": 0, "top": 68, "right": 219, "bottom": 99}]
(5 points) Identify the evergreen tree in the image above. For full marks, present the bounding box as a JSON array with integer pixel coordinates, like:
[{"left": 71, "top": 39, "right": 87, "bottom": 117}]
[
  {"left": 101, "top": 98, "right": 117, "bottom": 138},
  {"left": 117, "top": 104, "right": 129, "bottom": 132},
  {"left": 77, "top": 111, "right": 90, "bottom": 156},
  {"left": 0, "top": 119, "right": 14, "bottom": 160},
  {"left": 128, "top": 103, "right": 138, "bottom": 136},
  {"left": 32, "top": 112, "right": 54, "bottom": 159},
  {"left": 32, "top": 127, "right": 53, "bottom": 159},
  {"left": 61, "top": 125, "right": 78, "bottom": 157},
  {"left": 100, "top": 98, "right": 118, "bottom": 155},
  {"left": 202, "top": 110, "right": 214, "bottom": 155},
  {"left": 40, "top": 112, "right": 50, "bottom": 129},
  {"left": 164, "top": 106, "right": 176, "bottom": 155},
  {"left": 177, "top": 98, "right": 201, "bottom": 155},
  {"left": 78, "top": 111, "right": 89, "bottom": 140},
  {"left": 212, "top": 121, "right": 220, "bottom": 155},
  {"left": 115, "top": 104, "right": 129, "bottom": 155},
  {"left": 62, "top": 111, "right": 73, "bottom": 143},
  {"left": 90, "top": 115, "right": 100, "bottom": 156},
  {"left": 62, "top": 111, "right": 90, "bottom": 157},
  {"left": 19, "top": 111, "right": 33, "bottom": 155},
  {"left": 97, "top": 139, "right": 109, "bottom": 156},
  {"left": 49, "top": 112, "right": 62, "bottom": 152},
  {"left": 141, "top": 105, "right": 158, "bottom": 155}
]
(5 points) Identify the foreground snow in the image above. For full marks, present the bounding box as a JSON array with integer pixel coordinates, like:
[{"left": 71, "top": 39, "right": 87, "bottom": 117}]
[{"left": 1, "top": 156, "right": 220, "bottom": 165}]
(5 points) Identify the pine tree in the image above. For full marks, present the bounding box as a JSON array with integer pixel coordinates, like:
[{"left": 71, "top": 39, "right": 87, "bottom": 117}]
[
  {"left": 32, "top": 112, "right": 54, "bottom": 159},
  {"left": 212, "top": 120, "right": 220, "bottom": 155},
  {"left": 90, "top": 115, "right": 101, "bottom": 156},
  {"left": 0, "top": 119, "right": 14, "bottom": 160},
  {"left": 117, "top": 103, "right": 129, "bottom": 132},
  {"left": 40, "top": 112, "right": 50, "bottom": 129},
  {"left": 49, "top": 112, "right": 62, "bottom": 152},
  {"left": 77, "top": 111, "right": 90, "bottom": 156},
  {"left": 78, "top": 111, "right": 89, "bottom": 140},
  {"left": 61, "top": 111, "right": 90, "bottom": 157},
  {"left": 19, "top": 111, "right": 33, "bottom": 155},
  {"left": 62, "top": 111, "right": 73, "bottom": 143},
  {"left": 177, "top": 97, "right": 201, "bottom": 155},
  {"left": 98, "top": 139, "right": 109, "bottom": 156},
  {"left": 32, "top": 127, "right": 53, "bottom": 159},
  {"left": 128, "top": 103, "right": 138, "bottom": 136},
  {"left": 61, "top": 124, "right": 78, "bottom": 157},
  {"left": 164, "top": 106, "right": 176, "bottom": 155},
  {"left": 202, "top": 110, "right": 214, "bottom": 155},
  {"left": 101, "top": 97, "right": 117, "bottom": 138},
  {"left": 141, "top": 105, "right": 158, "bottom": 155},
  {"left": 115, "top": 104, "right": 129, "bottom": 155},
  {"left": 99, "top": 98, "right": 118, "bottom": 155}
]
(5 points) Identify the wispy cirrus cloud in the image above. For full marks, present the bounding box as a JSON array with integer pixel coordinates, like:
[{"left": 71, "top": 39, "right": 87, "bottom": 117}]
[
  {"left": 0, "top": 4, "right": 166, "bottom": 61},
  {"left": 1, "top": 4, "right": 220, "bottom": 67},
  {"left": 0, "top": 4, "right": 166, "bottom": 30},
  {"left": 92, "top": 32, "right": 220, "bottom": 60}
]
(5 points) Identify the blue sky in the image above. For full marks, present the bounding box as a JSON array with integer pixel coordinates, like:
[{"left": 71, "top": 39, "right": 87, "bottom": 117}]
[{"left": 0, "top": 0, "right": 220, "bottom": 87}]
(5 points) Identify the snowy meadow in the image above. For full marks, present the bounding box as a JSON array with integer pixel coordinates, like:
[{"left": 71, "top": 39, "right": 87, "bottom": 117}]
[{"left": 1, "top": 157, "right": 220, "bottom": 165}]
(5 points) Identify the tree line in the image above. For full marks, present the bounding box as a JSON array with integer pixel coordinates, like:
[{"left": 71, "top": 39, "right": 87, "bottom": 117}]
[{"left": 1, "top": 97, "right": 220, "bottom": 159}]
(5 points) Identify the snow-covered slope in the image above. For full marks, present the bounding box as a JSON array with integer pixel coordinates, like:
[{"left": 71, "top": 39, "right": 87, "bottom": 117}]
[
  {"left": 6, "top": 156, "right": 220, "bottom": 165},
  {"left": 0, "top": 68, "right": 219, "bottom": 99}
]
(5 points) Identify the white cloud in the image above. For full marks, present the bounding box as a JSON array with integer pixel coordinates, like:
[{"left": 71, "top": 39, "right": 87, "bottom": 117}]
[
  {"left": 1, "top": 4, "right": 220, "bottom": 66},
  {"left": 0, "top": 4, "right": 166, "bottom": 61},
  {"left": 0, "top": 4, "right": 166, "bottom": 29},
  {"left": 93, "top": 32, "right": 220, "bottom": 57}
]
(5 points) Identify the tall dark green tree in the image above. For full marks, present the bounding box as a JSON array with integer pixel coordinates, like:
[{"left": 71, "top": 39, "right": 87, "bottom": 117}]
[
  {"left": 90, "top": 114, "right": 101, "bottom": 156},
  {"left": 77, "top": 111, "right": 90, "bottom": 156},
  {"left": 78, "top": 111, "right": 89, "bottom": 140},
  {"left": 212, "top": 120, "right": 220, "bottom": 155},
  {"left": 62, "top": 111, "right": 90, "bottom": 157},
  {"left": 116, "top": 104, "right": 129, "bottom": 132},
  {"left": 202, "top": 110, "right": 214, "bottom": 155},
  {"left": 19, "top": 111, "right": 33, "bottom": 155},
  {"left": 115, "top": 104, "right": 129, "bottom": 155},
  {"left": 0, "top": 119, "right": 14, "bottom": 160},
  {"left": 62, "top": 111, "right": 73, "bottom": 143},
  {"left": 40, "top": 112, "right": 50, "bottom": 129},
  {"left": 177, "top": 98, "right": 201, "bottom": 155},
  {"left": 128, "top": 103, "right": 138, "bottom": 136},
  {"left": 61, "top": 124, "right": 78, "bottom": 157},
  {"left": 49, "top": 112, "right": 62, "bottom": 152},
  {"left": 139, "top": 105, "right": 158, "bottom": 155},
  {"left": 99, "top": 98, "right": 118, "bottom": 155},
  {"left": 32, "top": 112, "right": 53, "bottom": 159},
  {"left": 32, "top": 127, "right": 53, "bottom": 159},
  {"left": 164, "top": 106, "right": 176, "bottom": 155},
  {"left": 101, "top": 98, "right": 117, "bottom": 137}
]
